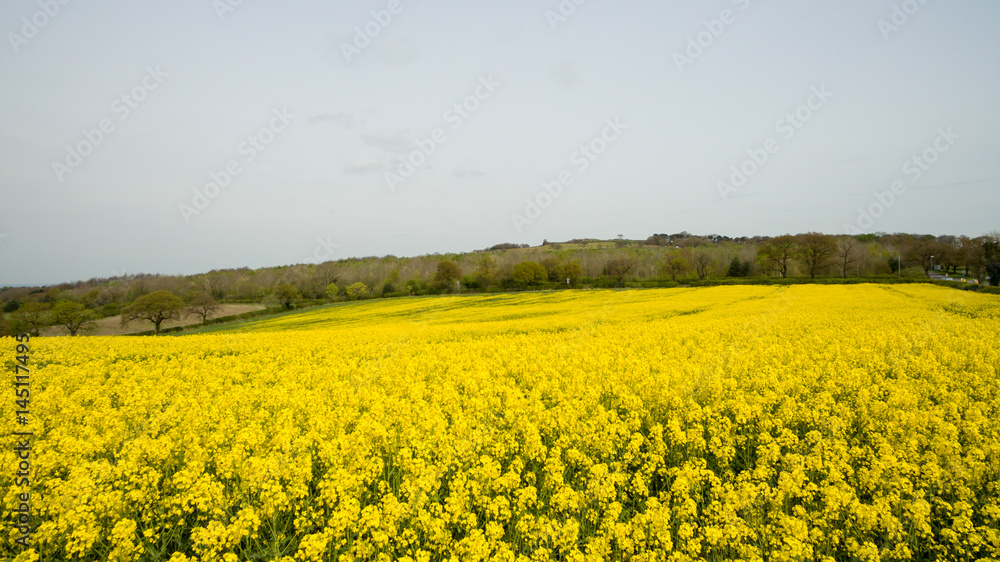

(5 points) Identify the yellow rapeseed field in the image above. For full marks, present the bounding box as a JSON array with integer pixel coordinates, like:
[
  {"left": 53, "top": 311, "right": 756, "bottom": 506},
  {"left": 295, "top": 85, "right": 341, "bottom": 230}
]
[{"left": 3, "top": 285, "right": 1000, "bottom": 561}]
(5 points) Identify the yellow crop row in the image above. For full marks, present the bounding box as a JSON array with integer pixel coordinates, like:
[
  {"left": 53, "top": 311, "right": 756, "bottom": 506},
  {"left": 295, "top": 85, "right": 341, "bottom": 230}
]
[{"left": 2, "top": 285, "right": 999, "bottom": 561}]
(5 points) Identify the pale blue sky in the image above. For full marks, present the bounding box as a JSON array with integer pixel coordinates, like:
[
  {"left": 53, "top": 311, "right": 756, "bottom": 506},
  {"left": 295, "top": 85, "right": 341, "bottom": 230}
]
[{"left": 1, "top": 0, "right": 998, "bottom": 285}]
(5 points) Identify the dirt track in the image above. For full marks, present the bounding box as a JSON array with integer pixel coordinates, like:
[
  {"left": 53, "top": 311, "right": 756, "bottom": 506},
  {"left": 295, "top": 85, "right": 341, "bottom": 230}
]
[{"left": 42, "top": 304, "right": 266, "bottom": 336}]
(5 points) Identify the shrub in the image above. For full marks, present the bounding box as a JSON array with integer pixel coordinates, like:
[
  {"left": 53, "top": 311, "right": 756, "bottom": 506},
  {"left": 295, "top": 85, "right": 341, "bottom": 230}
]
[
  {"left": 510, "top": 262, "right": 547, "bottom": 288},
  {"left": 345, "top": 282, "right": 370, "bottom": 301}
]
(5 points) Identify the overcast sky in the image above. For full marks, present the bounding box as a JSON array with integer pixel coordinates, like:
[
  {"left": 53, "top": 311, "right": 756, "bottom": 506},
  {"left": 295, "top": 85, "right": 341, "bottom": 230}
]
[{"left": 1, "top": 0, "right": 998, "bottom": 286}]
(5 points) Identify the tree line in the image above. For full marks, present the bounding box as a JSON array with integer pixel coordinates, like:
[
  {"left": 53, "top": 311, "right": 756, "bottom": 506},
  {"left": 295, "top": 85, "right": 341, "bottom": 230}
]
[{"left": 2, "top": 231, "right": 998, "bottom": 336}]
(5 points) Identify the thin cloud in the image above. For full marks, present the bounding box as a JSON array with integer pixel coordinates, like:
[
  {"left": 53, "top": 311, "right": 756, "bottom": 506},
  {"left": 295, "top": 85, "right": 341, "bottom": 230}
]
[{"left": 308, "top": 112, "right": 361, "bottom": 128}]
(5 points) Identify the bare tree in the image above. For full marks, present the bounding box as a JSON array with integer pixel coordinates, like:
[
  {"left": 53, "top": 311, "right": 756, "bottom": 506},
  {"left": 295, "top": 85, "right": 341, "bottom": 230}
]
[
  {"left": 758, "top": 235, "right": 797, "bottom": 278},
  {"left": 186, "top": 292, "right": 223, "bottom": 326},
  {"left": 659, "top": 252, "right": 689, "bottom": 281},
  {"left": 603, "top": 257, "right": 637, "bottom": 286},
  {"left": 692, "top": 251, "right": 712, "bottom": 280},
  {"left": 956, "top": 236, "right": 984, "bottom": 279},
  {"left": 795, "top": 233, "right": 838, "bottom": 279},
  {"left": 473, "top": 254, "right": 497, "bottom": 288},
  {"left": 314, "top": 262, "right": 340, "bottom": 290},
  {"left": 837, "top": 237, "right": 858, "bottom": 278},
  {"left": 985, "top": 232, "right": 1000, "bottom": 287},
  {"left": 907, "top": 240, "right": 949, "bottom": 277}
]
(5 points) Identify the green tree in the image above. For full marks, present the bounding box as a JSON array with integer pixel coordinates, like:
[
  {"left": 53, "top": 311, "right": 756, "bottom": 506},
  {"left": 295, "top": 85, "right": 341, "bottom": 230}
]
[
  {"left": 511, "top": 261, "right": 547, "bottom": 287},
  {"left": 273, "top": 284, "right": 302, "bottom": 309},
  {"left": 346, "top": 282, "right": 370, "bottom": 300},
  {"left": 50, "top": 301, "right": 98, "bottom": 336},
  {"left": 80, "top": 289, "right": 101, "bottom": 308},
  {"left": 381, "top": 269, "right": 401, "bottom": 296},
  {"left": 120, "top": 291, "right": 185, "bottom": 334},
  {"left": 405, "top": 278, "right": 425, "bottom": 295},
  {"left": 561, "top": 262, "right": 585, "bottom": 287},
  {"left": 324, "top": 282, "right": 341, "bottom": 300},
  {"left": 473, "top": 255, "right": 497, "bottom": 288},
  {"left": 433, "top": 261, "right": 462, "bottom": 291},
  {"left": 726, "top": 257, "right": 751, "bottom": 278},
  {"left": 540, "top": 257, "right": 563, "bottom": 282},
  {"left": 10, "top": 302, "right": 51, "bottom": 337}
]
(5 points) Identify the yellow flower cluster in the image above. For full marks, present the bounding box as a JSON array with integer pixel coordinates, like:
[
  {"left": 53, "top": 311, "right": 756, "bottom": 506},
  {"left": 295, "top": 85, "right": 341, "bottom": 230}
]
[{"left": 3, "top": 285, "right": 999, "bottom": 560}]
